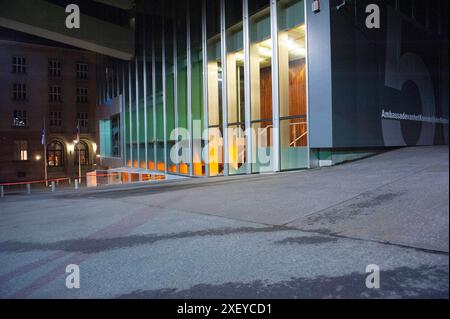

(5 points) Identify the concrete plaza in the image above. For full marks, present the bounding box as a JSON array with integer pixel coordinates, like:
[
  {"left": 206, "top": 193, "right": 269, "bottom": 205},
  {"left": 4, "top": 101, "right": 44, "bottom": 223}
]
[{"left": 0, "top": 146, "right": 448, "bottom": 298}]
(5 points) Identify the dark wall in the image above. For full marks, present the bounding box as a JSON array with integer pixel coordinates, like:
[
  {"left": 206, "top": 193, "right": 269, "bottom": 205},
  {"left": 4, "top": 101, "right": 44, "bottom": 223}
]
[{"left": 329, "top": 0, "right": 449, "bottom": 148}]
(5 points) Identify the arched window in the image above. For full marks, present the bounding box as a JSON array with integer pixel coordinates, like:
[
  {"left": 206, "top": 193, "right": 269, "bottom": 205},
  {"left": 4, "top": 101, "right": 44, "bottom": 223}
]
[
  {"left": 75, "top": 141, "right": 89, "bottom": 166},
  {"left": 47, "top": 141, "right": 64, "bottom": 167}
]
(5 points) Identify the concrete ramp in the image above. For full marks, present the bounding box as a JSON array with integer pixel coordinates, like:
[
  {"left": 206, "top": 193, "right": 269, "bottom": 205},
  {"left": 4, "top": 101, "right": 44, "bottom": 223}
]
[{"left": 0, "top": 0, "right": 134, "bottom": 60}]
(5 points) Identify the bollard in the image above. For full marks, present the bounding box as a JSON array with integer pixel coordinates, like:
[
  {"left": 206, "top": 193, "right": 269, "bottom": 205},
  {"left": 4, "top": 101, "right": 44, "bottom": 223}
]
[
  {"left": 1, "top": 186, "right": 4, "bottom": 198},
  {"left": 74, "top": 179, "right": 79, "bottom": 190},
  {"left": 26, "top": 184, "right": 31, "bottom": 195},
  {"left": 51, "top": 181, "right": 56, "bottom": 192}
]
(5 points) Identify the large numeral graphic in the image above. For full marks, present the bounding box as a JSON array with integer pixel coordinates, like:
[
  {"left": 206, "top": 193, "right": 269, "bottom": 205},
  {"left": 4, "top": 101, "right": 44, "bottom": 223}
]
[{"left": 383, "top": 8, "right": 436, "bottom": 146}]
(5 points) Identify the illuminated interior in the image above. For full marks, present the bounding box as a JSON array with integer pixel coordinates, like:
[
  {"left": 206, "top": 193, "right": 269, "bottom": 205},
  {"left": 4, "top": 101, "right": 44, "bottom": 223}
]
[{"left": 123, "top": 0, "right": 309, "bottom": 177}]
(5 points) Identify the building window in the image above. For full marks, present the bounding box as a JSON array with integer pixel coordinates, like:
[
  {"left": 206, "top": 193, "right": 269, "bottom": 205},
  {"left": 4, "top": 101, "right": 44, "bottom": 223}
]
[
  {"left": 13, "top": 83, "right": 27, "bottom": 100},
  {"left": 225, "top": 0, "right": 246, "bottom": 176},
  {"left": 76, "top": 88, "right": 88, "bottom": 103},
  {"left": 206, "top": 0, "right": 224, "bottom": 176},
  {"left": 13, "top": 140, "right": 28, "bottom": 161},
  {"left": 47, "top": 141, "right": 64, "bottom": 167},
  {"left": 49, "top": 59, "right": 62, "bottom": 77},
  {"left": 12, "top": 56, "right": 26, "bottom": 74},
  {"left": 76, "top": 63, "right": 88, "bottom": 80},
  {"left": 75, "top": 141, "right": 89, "bottom": 165},
  {"left": 49, "top": 85, "right": 62, "bottom": 102},
  {"left": 77, "top": 112, "right": 89, "bottom": 128},
  {"left": 49, "top": 111, "right": 63, "bottom": 127},
  {"left": 278, "top": 0, "right": 308, "bottom": 170},
  {"left": 13, "top": 110, "right": 27, "bottom": 127},
  {"left": 111, "top": 115, "right": 120, "bottom": 157}
]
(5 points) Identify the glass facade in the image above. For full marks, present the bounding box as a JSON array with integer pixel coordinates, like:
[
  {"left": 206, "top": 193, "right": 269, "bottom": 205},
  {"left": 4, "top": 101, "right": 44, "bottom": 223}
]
[
  {"left": 101, "top": 0, "right": 309, "bottom": 177},
  {"left": 278, "top": 0, "right": 308, "bottom": 170},
  {"left": 249, "top": 4, "right": 274, "bottom": 173},
  {"left": 206, "top": 0, "right": 224, "bottom": 176}
]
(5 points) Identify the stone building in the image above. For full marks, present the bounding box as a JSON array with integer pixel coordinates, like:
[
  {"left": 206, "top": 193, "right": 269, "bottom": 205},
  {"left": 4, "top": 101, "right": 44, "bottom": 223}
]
[{"left": 0, "top": 34, "right": 98, "bottom": 183}]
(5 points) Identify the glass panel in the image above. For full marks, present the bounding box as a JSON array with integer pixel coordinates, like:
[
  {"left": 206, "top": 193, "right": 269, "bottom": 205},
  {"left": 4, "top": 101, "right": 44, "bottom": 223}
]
[
  {"left": 135, "top": 14, "right": 145, "bottom": 169},
  {"left": 122, "top": 65, "right": 129, "bottom": 166},
  {"left": 130, "top": 60, "right": 137, "bottom": 168},
  {"left": 165, "top": 16, "right": 177, "bottom": 174},
  {"left": 206, "top": 0, "right": 224, "bottom": 176},
  {"left": 124, "top": 71, "right": 132, "bottom": 166},
  {"left": 251, "top": 121, "right": 273, "bottom": 173},
  {"left": 111, "top": 115, "right": 120, "bottom": 157},
  {"left": 278, "top": 0, "right": 308, "bottom": 170},
  {"left": 226, "top": 0, "right": 246, "bottom": 175},
  {"left": 208, "top": 126, "right": 224, "bottom": 176},
  {"left": 138, "top": 59, "right": 146, "bottom": 168},
  {"left": 250, "top": 8, "right": 272, "bottom": 122},
  {"left": 228, "top": 124, "right": 246, "bottom": 175},
  {"left": 144, "top": 18, "right": 154, "bottom": 170},
  {"left": 280, "top": 118, "right": 308, "bottom": 169},
  {"left": 177, "top": 3, "right": 190, "bottom": 175},
  {"left": 155, "top": 16, "right": 165, "bottom": 172},
  {"left": 191, "top": 0, "right": 205, "bottom": 176},
  {"left": 100, "top": 119, "right": 112, "bottom": 158},
  {"left": 250, "top": 5, "right": 273, "bottom": 173}
]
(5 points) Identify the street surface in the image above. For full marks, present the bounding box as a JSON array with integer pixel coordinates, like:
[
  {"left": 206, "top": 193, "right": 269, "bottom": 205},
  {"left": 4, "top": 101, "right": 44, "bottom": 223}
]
[{"left": 0, "top": 146, "right": 448, "bottom": 298}]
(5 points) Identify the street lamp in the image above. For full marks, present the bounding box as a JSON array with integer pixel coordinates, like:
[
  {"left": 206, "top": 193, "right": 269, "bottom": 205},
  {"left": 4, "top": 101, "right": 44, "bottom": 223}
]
[{"left": 67, "top": 143, "right": 75, "bottom": 154}]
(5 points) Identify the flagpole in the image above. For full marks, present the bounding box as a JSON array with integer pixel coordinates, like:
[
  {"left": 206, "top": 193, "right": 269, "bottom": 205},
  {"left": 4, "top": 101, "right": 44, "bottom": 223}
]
[
  {"left": 78, "top": 142, "right": 82, "bottom": 184},
  {"left": 43, "top": 118, "right": 48, "bottom": 186},
  {"left": 77, "top": 120, "right": 82, "bottom": 185}
]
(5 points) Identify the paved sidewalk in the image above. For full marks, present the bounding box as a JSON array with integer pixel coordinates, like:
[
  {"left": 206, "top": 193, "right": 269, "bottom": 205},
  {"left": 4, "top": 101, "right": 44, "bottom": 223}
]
[{"left": 0, "top": 146, "right": 448, "bottom": 298}]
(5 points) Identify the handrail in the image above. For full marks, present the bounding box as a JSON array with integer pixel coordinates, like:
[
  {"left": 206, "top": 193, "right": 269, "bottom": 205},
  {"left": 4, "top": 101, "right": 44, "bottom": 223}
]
[
  {"left": 0, "top": 173, "right": 125, "bottom": 187},
  {"left": 0, "top": 177, "right": 71, "bottom": 187},
  {"left": 0, "top": 171, "right": 167, "bottom": 198},
  {"left": 290, "top": 131, "right": 308, "bottom": 147},
  {"left": 259, "top": 124, "right": 273, "bottom": 138}
]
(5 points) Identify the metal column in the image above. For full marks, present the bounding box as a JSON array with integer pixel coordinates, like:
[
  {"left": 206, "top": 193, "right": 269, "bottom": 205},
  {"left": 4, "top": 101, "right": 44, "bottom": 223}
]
[
  {"left": 220, "top": 0, "right": 229, "bottom": 176},
  {"left": 152, "top": 18, "right": 157, "bottom": 170},
  {"left": 187, "top": 1, "right": 193, "bottom": 176},
  {"left": 201, "top": 0, "right": 209, "bottom": 177},
  {"left": 162, "top": 17, "right": 168, "bottom": 174},
  {"left": 173, "top": 13, "right": 179, "bottom": 174},
  {"left": 270, "top": 0, "right": 280, "bottom": 172},
  {"left": 128, "top": 61, "right": 133, "bottom": 166},
  {"left": 135, "top": 56, "right": 140, "bottom": 167},
  {"left": 243, "top": 0, "right": 252, "bottom": 174},
  {"left": 143, "top": 17, "right": 149, "bottom": 170}
]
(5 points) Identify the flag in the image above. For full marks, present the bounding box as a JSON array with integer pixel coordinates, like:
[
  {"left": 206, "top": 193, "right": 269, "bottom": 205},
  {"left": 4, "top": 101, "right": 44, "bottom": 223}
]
[
  {"left": 76, "top": 120, "right": 80, "bottom": 143},
  {"left": 41, "top": 120, "right": 46, "bottom": 145}
]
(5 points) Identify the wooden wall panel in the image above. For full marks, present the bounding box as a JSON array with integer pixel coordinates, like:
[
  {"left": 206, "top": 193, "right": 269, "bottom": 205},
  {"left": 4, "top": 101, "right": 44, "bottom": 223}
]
[
  {"left": 259, "top": 66, "right": 272, "bottom": 122},
  {"left": 289, "top": 59, "right": 307, "bottom": 117}
]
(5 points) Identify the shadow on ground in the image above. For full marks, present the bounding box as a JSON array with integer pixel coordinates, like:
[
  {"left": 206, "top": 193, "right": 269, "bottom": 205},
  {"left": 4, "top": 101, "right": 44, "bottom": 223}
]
[
  {"left": 0, "top": 226, "right": 329, "bottom": 254},
  {"left": 117, "top": 265, "right": 449, "bottom": 299}
]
